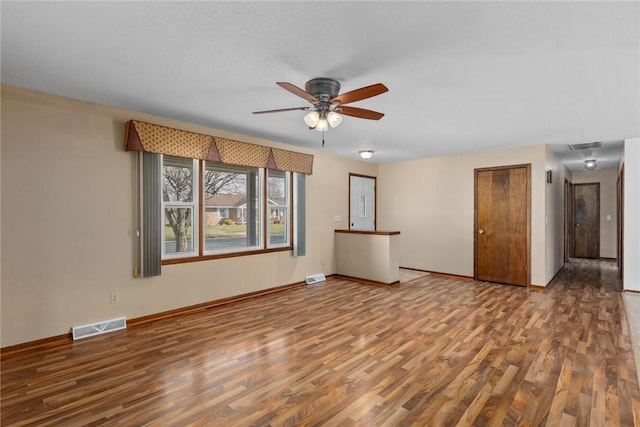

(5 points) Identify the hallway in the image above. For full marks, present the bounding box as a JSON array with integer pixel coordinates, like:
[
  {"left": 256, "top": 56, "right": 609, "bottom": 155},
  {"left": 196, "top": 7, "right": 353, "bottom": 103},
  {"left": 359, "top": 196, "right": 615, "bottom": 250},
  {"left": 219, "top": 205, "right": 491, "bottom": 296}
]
[{"left": 553, "top": 257, "right": 640, "bottom": 383}]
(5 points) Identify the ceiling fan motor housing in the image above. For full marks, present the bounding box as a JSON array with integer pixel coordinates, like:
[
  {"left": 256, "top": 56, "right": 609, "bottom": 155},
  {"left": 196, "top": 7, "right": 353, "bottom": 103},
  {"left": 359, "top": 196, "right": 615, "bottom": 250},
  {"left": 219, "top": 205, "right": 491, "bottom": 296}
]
[{"left": 305, "top": 78, "right": 341, "bottom": 101}]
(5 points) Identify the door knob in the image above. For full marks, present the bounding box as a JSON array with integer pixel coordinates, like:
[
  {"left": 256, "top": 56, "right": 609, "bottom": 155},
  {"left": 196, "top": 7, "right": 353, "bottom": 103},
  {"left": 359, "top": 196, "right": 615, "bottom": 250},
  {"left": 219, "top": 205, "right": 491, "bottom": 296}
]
[
  {"left": 575, "top": 223, "right": 580, "bottom": 227},
  {"left": 478, "top": 229, "right": 484, "bottom": 234}
]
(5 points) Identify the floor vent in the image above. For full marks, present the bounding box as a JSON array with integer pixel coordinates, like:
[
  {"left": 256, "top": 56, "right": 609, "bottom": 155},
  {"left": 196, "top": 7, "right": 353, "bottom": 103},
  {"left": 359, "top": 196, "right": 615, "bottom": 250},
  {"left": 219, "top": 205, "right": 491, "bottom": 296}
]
[
  {"left": 305, "top": 274, "right": 326, "bottom": 285},
  {"left": 72, "top": 317, "right": 126, "bottom": 340}
]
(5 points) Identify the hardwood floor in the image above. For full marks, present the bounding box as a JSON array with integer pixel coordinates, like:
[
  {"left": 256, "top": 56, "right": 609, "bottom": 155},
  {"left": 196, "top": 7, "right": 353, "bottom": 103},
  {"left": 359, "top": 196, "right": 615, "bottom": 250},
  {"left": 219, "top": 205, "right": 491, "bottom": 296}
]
[{"left": 2, "top": 259, "right": 639, "bottom": 426}]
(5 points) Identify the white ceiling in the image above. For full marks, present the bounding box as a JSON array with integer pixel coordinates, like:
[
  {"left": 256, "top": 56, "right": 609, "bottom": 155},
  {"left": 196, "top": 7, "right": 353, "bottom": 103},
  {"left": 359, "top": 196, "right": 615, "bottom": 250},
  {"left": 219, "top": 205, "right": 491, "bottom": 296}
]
[{"left": 1, "top": 2, "right": 638, "bottom": 170}]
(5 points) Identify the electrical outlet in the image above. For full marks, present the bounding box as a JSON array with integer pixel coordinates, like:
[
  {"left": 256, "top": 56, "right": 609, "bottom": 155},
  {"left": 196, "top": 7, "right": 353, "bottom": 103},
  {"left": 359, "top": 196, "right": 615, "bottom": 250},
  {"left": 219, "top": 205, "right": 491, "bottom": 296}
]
[
  {"left": 110, "top": 291, "right": 120, "bottom": 304},
  {"left": 321, "top": 258, "right": 325, "bottom": 266}
]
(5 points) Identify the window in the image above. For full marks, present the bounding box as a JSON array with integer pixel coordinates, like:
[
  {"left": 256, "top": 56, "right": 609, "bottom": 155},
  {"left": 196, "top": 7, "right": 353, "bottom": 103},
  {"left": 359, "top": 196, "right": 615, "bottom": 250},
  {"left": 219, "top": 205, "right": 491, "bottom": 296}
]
[
  {"left": 162, "top": 156, "right": 198, "bottom": 258},
  {"left": 267, "top": 169, "right": 290, "bottom": 247},
  {"left": 204, "top": 163, "right": 261, "bottom": 254},
  {"left": 160, "top": 156, "right": 293, "bottom": 262}
]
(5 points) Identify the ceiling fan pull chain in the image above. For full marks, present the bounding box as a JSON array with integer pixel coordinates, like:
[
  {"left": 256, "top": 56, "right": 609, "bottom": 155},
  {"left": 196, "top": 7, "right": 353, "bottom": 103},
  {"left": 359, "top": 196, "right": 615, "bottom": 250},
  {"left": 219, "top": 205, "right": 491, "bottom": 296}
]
[{"left": 322, "top": 128, "right": 325, "bottom": 147}]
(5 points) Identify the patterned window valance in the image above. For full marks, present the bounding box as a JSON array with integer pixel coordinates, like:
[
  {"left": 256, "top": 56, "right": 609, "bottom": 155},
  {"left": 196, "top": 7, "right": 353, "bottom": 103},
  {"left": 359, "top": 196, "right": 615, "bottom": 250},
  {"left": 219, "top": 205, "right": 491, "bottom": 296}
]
[{"left": 125, "top": 120, "right": 314, "bottom": 175}]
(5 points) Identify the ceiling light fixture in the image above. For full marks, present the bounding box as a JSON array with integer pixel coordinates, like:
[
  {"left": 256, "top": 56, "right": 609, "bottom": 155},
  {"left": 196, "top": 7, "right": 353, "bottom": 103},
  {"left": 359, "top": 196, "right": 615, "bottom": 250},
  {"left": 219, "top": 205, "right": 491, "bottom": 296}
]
[
  {"left": 584, "top": 159, "right": 597, "bottom": 170},
  {"left": 359, "top": 150, "right": 374, "bottom": 160}
]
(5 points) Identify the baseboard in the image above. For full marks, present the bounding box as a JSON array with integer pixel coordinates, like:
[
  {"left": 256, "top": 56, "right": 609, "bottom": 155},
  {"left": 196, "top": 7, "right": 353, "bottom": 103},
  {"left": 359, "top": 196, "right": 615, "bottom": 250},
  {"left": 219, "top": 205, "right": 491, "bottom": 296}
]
[
  {"left": 0, "top": 333, "right": 73, "bottom": 360},
  {"left": 127, "top": 280, "right": 305, "bottom": 328},
  {"left": 399, "top": 266, "right": 473, "bottom": 282},
  {"left": 529, "top": 284, "right": 547, "bottom": 292},
  {"left": 1, "top": 280, "right": 306, "bottom": 359},
  {"left": 429, "top": 271, "right": 474, "bottom": 282},
  {"left": 332, "top": 274, "right": 399, "bottom": 287},
  {"left": 542, "top": 265, "right": 566, "bottom": 289},
  {"left": 624, "top": 289, "right": 640, "bottom": 295},
  {"left": 399, "top": 266, "right": 430, "bottom": 273}
]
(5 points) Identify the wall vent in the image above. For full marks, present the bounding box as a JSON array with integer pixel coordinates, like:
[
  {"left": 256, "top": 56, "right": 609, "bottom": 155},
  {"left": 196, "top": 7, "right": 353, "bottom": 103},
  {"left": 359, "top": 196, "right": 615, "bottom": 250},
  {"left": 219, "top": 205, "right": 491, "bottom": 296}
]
[
  {"left": 305, "top": 274, "right": 326, "bottom": 285},
  {"left": 72, "top": 317, "right": 126, "bottom": 340},
  {"left": 569, "top": 142, "right": 601, "bottom": 151}
]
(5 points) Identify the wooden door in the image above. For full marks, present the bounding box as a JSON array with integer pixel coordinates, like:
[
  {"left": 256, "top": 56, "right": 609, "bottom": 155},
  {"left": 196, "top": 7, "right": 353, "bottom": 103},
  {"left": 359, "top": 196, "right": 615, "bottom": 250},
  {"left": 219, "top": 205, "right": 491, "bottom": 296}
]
[
  {"left": 475, "top": 164, "right": 530, "bottom": 286},
  {"left": 573, "top": 183, "right": 600, "bottom": 258}
]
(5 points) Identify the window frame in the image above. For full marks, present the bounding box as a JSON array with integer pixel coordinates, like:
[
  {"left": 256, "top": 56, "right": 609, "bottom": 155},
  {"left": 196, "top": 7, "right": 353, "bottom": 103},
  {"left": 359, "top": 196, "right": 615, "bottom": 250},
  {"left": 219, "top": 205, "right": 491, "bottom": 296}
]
[{"left": 161, "top": 158, "right": 294, "bottom": 265}]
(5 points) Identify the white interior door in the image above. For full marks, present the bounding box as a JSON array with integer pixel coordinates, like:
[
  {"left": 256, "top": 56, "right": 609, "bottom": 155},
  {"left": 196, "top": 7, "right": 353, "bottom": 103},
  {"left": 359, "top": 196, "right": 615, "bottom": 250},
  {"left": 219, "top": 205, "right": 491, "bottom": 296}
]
[{"left": 350, "top": 175, "right": 375, "bottom": 231}]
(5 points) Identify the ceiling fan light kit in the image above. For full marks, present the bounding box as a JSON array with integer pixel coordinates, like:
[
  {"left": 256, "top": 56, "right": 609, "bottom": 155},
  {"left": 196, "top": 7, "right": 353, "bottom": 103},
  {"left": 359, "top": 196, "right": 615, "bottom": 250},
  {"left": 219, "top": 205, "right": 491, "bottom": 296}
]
[
  {"left": 303, "top": 110, "right": 320, "bottom": 127},
  {"left": 253, "top": 77, "right": 388, "bottom": 144}
]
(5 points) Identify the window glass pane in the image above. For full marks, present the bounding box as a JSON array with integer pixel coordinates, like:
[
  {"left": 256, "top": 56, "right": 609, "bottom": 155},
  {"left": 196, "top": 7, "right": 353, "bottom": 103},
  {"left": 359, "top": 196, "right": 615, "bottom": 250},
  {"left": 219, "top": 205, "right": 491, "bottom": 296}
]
[
  {"left": 204, "top": 163, "right": 261, "bottom": 253},
  {"left": 162, "top": 156, "right": 193, "bottom": 202},
  {"left": 269, "top": 207, "right": 288, "bottom": 245},
  {"left": 268, "top": 170, "right": 286, "bottom": 200},
  {"left": 164, "top": 207, "right": 194, "bottom": 254},
  {"left": 267, "top": 170, "right": 289, "bottom": 247}
]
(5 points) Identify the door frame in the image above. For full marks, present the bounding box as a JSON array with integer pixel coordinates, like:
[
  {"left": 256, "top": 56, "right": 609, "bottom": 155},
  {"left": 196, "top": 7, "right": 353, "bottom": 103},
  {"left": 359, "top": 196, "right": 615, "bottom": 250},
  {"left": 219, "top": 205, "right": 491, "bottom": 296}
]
[
  {"left": 618, "top": 166, "right": 624, "bottom": 279},
  {"left": 348, "top": 173, "right": 377, "bottom": 231},
  {"left": 564, "top": 178, "right": 574, "bottom": 263},
  {"left": 473, "top": 163, "right": 531, "bottom": 286}
]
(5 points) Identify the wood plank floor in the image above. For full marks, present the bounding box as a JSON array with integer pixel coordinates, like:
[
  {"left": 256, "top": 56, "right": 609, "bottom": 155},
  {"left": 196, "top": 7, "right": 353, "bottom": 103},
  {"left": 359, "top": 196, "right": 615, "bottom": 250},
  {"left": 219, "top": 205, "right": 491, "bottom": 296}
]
[{"left": 2, "top": 259, "right": 639, "bottom": 426}]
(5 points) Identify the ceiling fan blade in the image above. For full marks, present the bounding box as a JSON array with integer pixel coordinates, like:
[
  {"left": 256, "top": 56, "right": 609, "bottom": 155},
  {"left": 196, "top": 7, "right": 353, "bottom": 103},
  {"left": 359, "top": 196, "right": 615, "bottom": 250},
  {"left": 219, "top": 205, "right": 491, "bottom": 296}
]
[
  {"left": 331, "top": 83, "right": 388, "bottom": 105},
  {"left": 276, "top": 82, "right": 319, "bottom": 104},
  {"left": 339, "top": 106, "right": 385, "bottom": 120},
  {"left": 252, "top": 107, "right": 309, "bottom": 115}
]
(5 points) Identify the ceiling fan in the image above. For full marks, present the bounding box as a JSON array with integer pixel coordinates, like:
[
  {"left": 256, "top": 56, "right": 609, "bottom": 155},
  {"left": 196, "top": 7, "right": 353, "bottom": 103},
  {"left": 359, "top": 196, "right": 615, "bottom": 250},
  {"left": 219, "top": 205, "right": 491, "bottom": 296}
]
[{"left": 253, "top": 78, "right": 388, "bottom": 134}]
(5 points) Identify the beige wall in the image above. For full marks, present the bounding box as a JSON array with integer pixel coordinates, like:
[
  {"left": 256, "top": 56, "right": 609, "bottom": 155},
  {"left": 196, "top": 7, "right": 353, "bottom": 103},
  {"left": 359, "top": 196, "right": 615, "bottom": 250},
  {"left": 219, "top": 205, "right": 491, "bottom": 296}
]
[
  {"left": 571, "top": 169, "right": 618, "bottom": 259},
  {"left": 545, "top": 146, "right": 568, "bottom": 283},
  {"left": 377, "top": 144, "right": 555, "bottom": 286},
  {"left": 623, "top": 139, "right": 640, "bottom": 291},
  {"left": 0, "top": 85, "right": 377, "bottom": 346},
  {"left": 334, "top": 233, "right": 399, "bottom": 283}
]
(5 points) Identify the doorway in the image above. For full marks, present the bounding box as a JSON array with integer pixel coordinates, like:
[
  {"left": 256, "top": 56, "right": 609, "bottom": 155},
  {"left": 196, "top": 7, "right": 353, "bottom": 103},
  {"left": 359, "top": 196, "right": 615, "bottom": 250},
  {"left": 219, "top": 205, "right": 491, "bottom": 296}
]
[
  {"left": 474, "top": 164, "right": 531, "bottom": 286},
  {"left": 349, "top": 174, "right": 376, "bottom": 231},
  {"left": 573, "top": 183, "right": 600, "bottom": 258}
]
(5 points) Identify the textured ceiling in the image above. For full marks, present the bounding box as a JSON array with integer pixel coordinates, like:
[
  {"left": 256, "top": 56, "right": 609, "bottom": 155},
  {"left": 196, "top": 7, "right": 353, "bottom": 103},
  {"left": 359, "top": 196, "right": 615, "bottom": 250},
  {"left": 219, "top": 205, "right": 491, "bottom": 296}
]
[{"left": 1, "top": 1, "right": 638, "bottom": 170}]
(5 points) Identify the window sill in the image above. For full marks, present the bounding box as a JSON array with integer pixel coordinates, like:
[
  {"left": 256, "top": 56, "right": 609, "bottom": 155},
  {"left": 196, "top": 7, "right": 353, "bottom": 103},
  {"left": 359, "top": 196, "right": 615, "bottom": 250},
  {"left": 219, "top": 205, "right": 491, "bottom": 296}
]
[{"left": 162, "top": 246, "right": 293, "bottom": 265}]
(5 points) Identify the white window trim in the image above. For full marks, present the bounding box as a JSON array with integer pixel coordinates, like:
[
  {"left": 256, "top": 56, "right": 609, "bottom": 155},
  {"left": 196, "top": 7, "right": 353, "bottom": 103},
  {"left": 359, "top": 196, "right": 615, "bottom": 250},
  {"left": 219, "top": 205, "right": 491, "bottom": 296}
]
[{"left": 161, "top": 156, "right": 199, "bottom": 259}]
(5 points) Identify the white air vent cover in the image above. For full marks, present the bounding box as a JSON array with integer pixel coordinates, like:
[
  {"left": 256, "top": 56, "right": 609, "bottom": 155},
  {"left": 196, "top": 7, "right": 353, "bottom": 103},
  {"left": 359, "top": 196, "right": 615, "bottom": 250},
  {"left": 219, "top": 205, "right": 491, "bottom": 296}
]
[
  {"left": 569, "top": 142, "right": 601, "bottom": 151},
  {"left": 305, "top": 273, "right": 326, "bottom": 285},
  {"left": 72, "top": 317, "right": 126, "bottom": 340}
]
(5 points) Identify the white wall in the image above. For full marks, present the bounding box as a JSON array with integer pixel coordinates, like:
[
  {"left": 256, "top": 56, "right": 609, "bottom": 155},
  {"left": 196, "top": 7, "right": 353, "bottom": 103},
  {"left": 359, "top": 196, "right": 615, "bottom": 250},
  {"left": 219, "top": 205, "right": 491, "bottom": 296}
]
[
  {"left": 571, "top": 169, "right": 619, "bottom": 259},
  {"left": 377, "top": 144, "right": 549, "bottom": 286},
  {"left": 624, "top": 138, "right": 640, "bottom": 291},
  {"left": 0, "top": 85, "right": 377, "bottom": 346}
]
